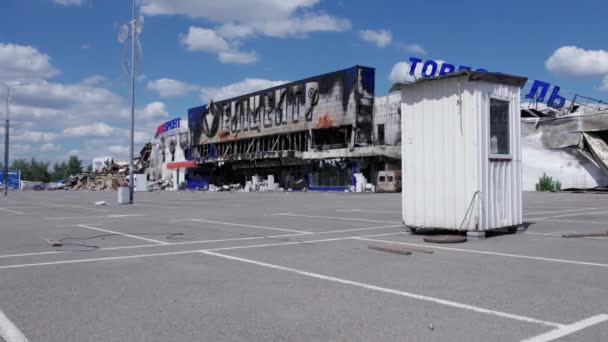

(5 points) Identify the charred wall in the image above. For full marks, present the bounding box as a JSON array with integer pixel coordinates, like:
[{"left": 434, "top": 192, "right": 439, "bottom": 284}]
[{"left": 188, "top": 66, "right": 375, "bottom": 158}]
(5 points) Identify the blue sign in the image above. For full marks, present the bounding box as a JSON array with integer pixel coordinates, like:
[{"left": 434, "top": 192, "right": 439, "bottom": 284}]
[
  {"left": 407, "top": 57, "right": 566, "bottom": 109},
  {"left": 0, "top": 169, "right": 20, "bottom": 190}
]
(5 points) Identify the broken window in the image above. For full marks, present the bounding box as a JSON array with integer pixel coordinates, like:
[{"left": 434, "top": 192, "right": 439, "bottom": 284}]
[
  {"left": 489, "top": 98, "right": 510, "bottom": 157},
  {"left": 377, "top": 124, "right": 385, "bottom": 145},
  {"left": 379, "top": 176, "right": 386, "bottom": 182},
  {"left": 387, "top": 176, "right": 394, "bottom": 182}
]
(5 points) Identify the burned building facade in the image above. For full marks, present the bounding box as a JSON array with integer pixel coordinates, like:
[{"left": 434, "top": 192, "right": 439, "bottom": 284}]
[{"left": 187, "top": 66, "right": 400, "bottom": 190}]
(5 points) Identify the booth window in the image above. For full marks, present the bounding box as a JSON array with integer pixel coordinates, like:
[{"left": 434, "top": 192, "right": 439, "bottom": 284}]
[{"left": 489, "top": 98, "right": 510, "bottom": 157}]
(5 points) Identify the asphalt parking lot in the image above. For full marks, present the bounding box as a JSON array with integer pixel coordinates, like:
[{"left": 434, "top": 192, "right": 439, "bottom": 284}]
[{"left": 0, "top": 190, "right": 607, "bottom": 341}]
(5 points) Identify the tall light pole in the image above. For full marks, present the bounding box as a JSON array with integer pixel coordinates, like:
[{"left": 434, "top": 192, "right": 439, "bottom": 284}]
[
  {"left": 128, "top": 0, "right": 135, "bottom": 204},
  {"left": 1, "top": 82, "right": 28, "bottom": 197}
]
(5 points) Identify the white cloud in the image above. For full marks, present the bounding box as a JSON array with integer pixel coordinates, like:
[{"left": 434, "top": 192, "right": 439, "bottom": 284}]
[
  {"left": 546, "top": 46, "right": 608, "bottom": 78},
  {"left": 218, "top": 50, "right": 259, "bottom": 64},
  {"left": 146, "top": 78, "right": 199, "bottom": 98},
  {"left": 601, "top": 75, "right": 608, "bottom": 91},
  {"left": 179, "top": 26, "right": 259, "bottom": 64},
  {"left": 62, "top": 122, "right": 116, "bottom": 138},
  {"left": 40, "top": 143, "right": 61, "bottom": 152},
  {"left": 81, "top": 75, "right": 107, "bottom": 86},
  {"left": 13, "top": 130, "right": 57, "bottom": 143},
  {"left": 180, "top": 27, "right": 231, "bottom": 53},
  {"left": 141, "top": 0, "right": 320, "bottom": 22},
  {"left": 80, "top": 43, "right": 91, "bottom": 49},
  {"left": 388, "top": 59, "right": 445, "bottom": 83},
  {"left": 201, "top": 78, "right": 289, "bottom": 102},
  {"left": 395, "top": 42, "right": 426, "bottom": 55},
  {"left": 0, "top": 43, "right": 59, "bottom": 81},
  {"left": 138, "top": 101, "right": 170, "bottom": 120},
  {"left": 389, "top": 62, "right": 412, "bottom": 83},
  {"left": 359, "top": 29, "right": 392, "bottom": 48},
  {"left": 145, "top": 1, "right": 350, "bottom": 63},
  {"left": 53, "top": 0, "right": 84, "bottom": 6},
  {"left": 108, "top": 145, "right": 129, "bottom": 155}
]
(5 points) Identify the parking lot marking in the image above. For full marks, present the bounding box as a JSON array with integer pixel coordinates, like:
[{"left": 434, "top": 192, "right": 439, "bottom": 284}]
[
  {"left": 188, "top": 219, "right": 313, "bottom": 234},
  {"left": 0, "top": 208, "right": 24, "bottom": 215},
  {"left": 272, "top": 213, "right": 401, "bottom": 224},
  {"left": 0, "top": 251, "right": 65, "bottom": 259},
  {"left": 336, "top": 209, "right": 401, "bottom": 214},
  {"left": 200, "top": 250, "right": 563, "bottom": 328},
  {"left": 522, "top": 314, "right": 608, "bottom": 342},
  {"left": 76, "top": 225, "right": 169, "bottom": 245},
  {"left": 0, "top": 309, "right": 29, "bottom": 342},
  {"left": 535, "top": 218, "right": 608, "bottom": 226},
  {"left": 45, "top": 214, "right": 143, "bottom": 220},
  {"left": 355, "top": 237, "right": 608, "bottom": 268},
  {"left": 0, "top": 250, "right": 198, "bottom": 270},
  {"left": 39, "top": 203, "right": 110, "bottom": 212},
  {"left": 523, "top": 207, "right": 601, "bottom": 216},
  {"left": 205, "top": 233, "right": 402, "bottom": 252},
  {"left": 525, "top": 232, "right": 608, "bottom": 240},
  {"left": 527, "top": 210, "right": 608, "bottom": 221}
]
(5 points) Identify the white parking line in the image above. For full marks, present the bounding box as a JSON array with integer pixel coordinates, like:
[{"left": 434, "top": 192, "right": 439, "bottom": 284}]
[
  {"left": 187, "top": 219, "right": 313, "bottom": 234},
  {"left": 355, "top": 237, "right": 608, "bottom": 268},
  {"left": 0, "top": 208, "right": 24, "bottom": 215},
  {"left": 205, "top": 233, "right": 401, "bottom": 252},
  {"left": 0, "top": 309, "right": 29, "bottom": 342},
  {"left": 0, "top": 233, "right": 400, "bottom": 269},
  {"left": 272, "top": 213, "right": 401, "bottom": 224},
  {"left": 0, "top": 226, "right": 402, "bottom": 259},
  {"left": 525, "top": 232, "right": 608, "bottom": 240},
  {"left": 200, "top": 250, "right": 563, "bottom": 328},
  {"left": 0, "top": 250, "right": 198, "bottom": 270},
  {"left": 45, "top": 214, "right": 143, "bottom": 220},
  {"left": 336, "top": 209, "right": 400, "bottom": 214},
  {"left": 522, "top": 314, "right": 608, "bottom": 342},
  {"left": 39, "top": 203, "right": 110, "bottom": 212},
  {"left": 527, "top": 210, "right": 608, "bottom": 221},
  {"left": 523, "top": 207, "right": 601, "bottom": 216},
  {"left": 76, "top": 225, "right": 169, "bottom": 245},
  {"left": 535, "top": 218, "right": 608, "bottom": 226}
]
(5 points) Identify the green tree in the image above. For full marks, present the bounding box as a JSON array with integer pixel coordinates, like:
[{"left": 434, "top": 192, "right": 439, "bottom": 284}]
[
  {"left": 86, "top": 164, "right": 93, "bottom": 173},
  {"left": 29, "top": 158, "right": 51, "bottom": 182},
  {"left": 52, "top": 161, "right": 68, "bottom": 181},
  {"left": 11, "top": 159, "right": 31, "bottom": 180},
  {"left": 65, "top": 155, "right": 82, "bottom": 177}
]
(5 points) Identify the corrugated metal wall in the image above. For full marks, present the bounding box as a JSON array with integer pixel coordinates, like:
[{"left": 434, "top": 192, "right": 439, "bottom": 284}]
[
  {"left": 475, "top": 83, "right": 523, "bottom": 229},
  {"left": 401, "top": 77, "right": 479, "bottom": 229},
  {"left": 401, "top": 76, "right": 522, "bottom": 231}
]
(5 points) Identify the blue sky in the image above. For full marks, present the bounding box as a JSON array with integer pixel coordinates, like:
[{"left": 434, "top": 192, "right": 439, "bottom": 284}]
[{"left": 1, "top": 0, "right": 607, "bottom": 163}]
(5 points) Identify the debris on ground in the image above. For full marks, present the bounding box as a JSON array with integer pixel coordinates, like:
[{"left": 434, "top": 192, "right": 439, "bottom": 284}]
[
  {"left": 423, "top": 235, "right": 468, "bottom": 243},
  {"left": 94, "top": 201, "right": 107, "bottom": 206}
]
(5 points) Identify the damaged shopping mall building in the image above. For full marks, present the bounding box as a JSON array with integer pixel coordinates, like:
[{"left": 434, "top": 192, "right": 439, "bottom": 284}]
[{"left": 186, "top": 66, "right": 401, "bottom": 191}]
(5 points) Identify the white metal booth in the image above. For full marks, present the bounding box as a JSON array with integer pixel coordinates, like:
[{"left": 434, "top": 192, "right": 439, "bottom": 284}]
[{"left": 392, "top": 71, "right": 528, "bottom": 238}]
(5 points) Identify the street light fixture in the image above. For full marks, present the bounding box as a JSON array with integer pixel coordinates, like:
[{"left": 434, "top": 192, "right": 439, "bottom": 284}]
[{"left": 1, "top": 82, "right": 28, "bottom": 197}]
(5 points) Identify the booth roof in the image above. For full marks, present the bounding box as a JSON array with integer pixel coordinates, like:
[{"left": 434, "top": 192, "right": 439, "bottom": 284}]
[{"left": 389, "top": 70, "right": 528, "bottom": 93}]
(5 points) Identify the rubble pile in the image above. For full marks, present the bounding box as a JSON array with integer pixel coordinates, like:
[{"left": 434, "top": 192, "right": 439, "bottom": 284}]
[{"left": 63, "top": 172, "right": 128, "bottom": 191}]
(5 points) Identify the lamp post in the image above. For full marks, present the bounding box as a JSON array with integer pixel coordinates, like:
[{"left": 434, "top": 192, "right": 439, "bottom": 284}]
[{"left": 1, "top": 82, "right": 28, "bottom": 196}]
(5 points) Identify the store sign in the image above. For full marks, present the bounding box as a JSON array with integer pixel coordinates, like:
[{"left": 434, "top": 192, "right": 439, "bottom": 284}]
[
  {"left": 0, "top": 169, "right": 20, "bottom": 189},
  {"left": 408, "top": 57, "right": 565, "bottom": 109},
  {"left": 155, "top": 118, "right": 181, "bottom": 137}
]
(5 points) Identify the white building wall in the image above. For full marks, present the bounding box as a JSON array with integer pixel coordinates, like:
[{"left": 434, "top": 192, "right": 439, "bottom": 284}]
[
  {"left": 148, "top": 119, "right": 189, "bottom": 189},
  {"left": 373, "top": 93, "right": 401, "bottom": 146}
]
